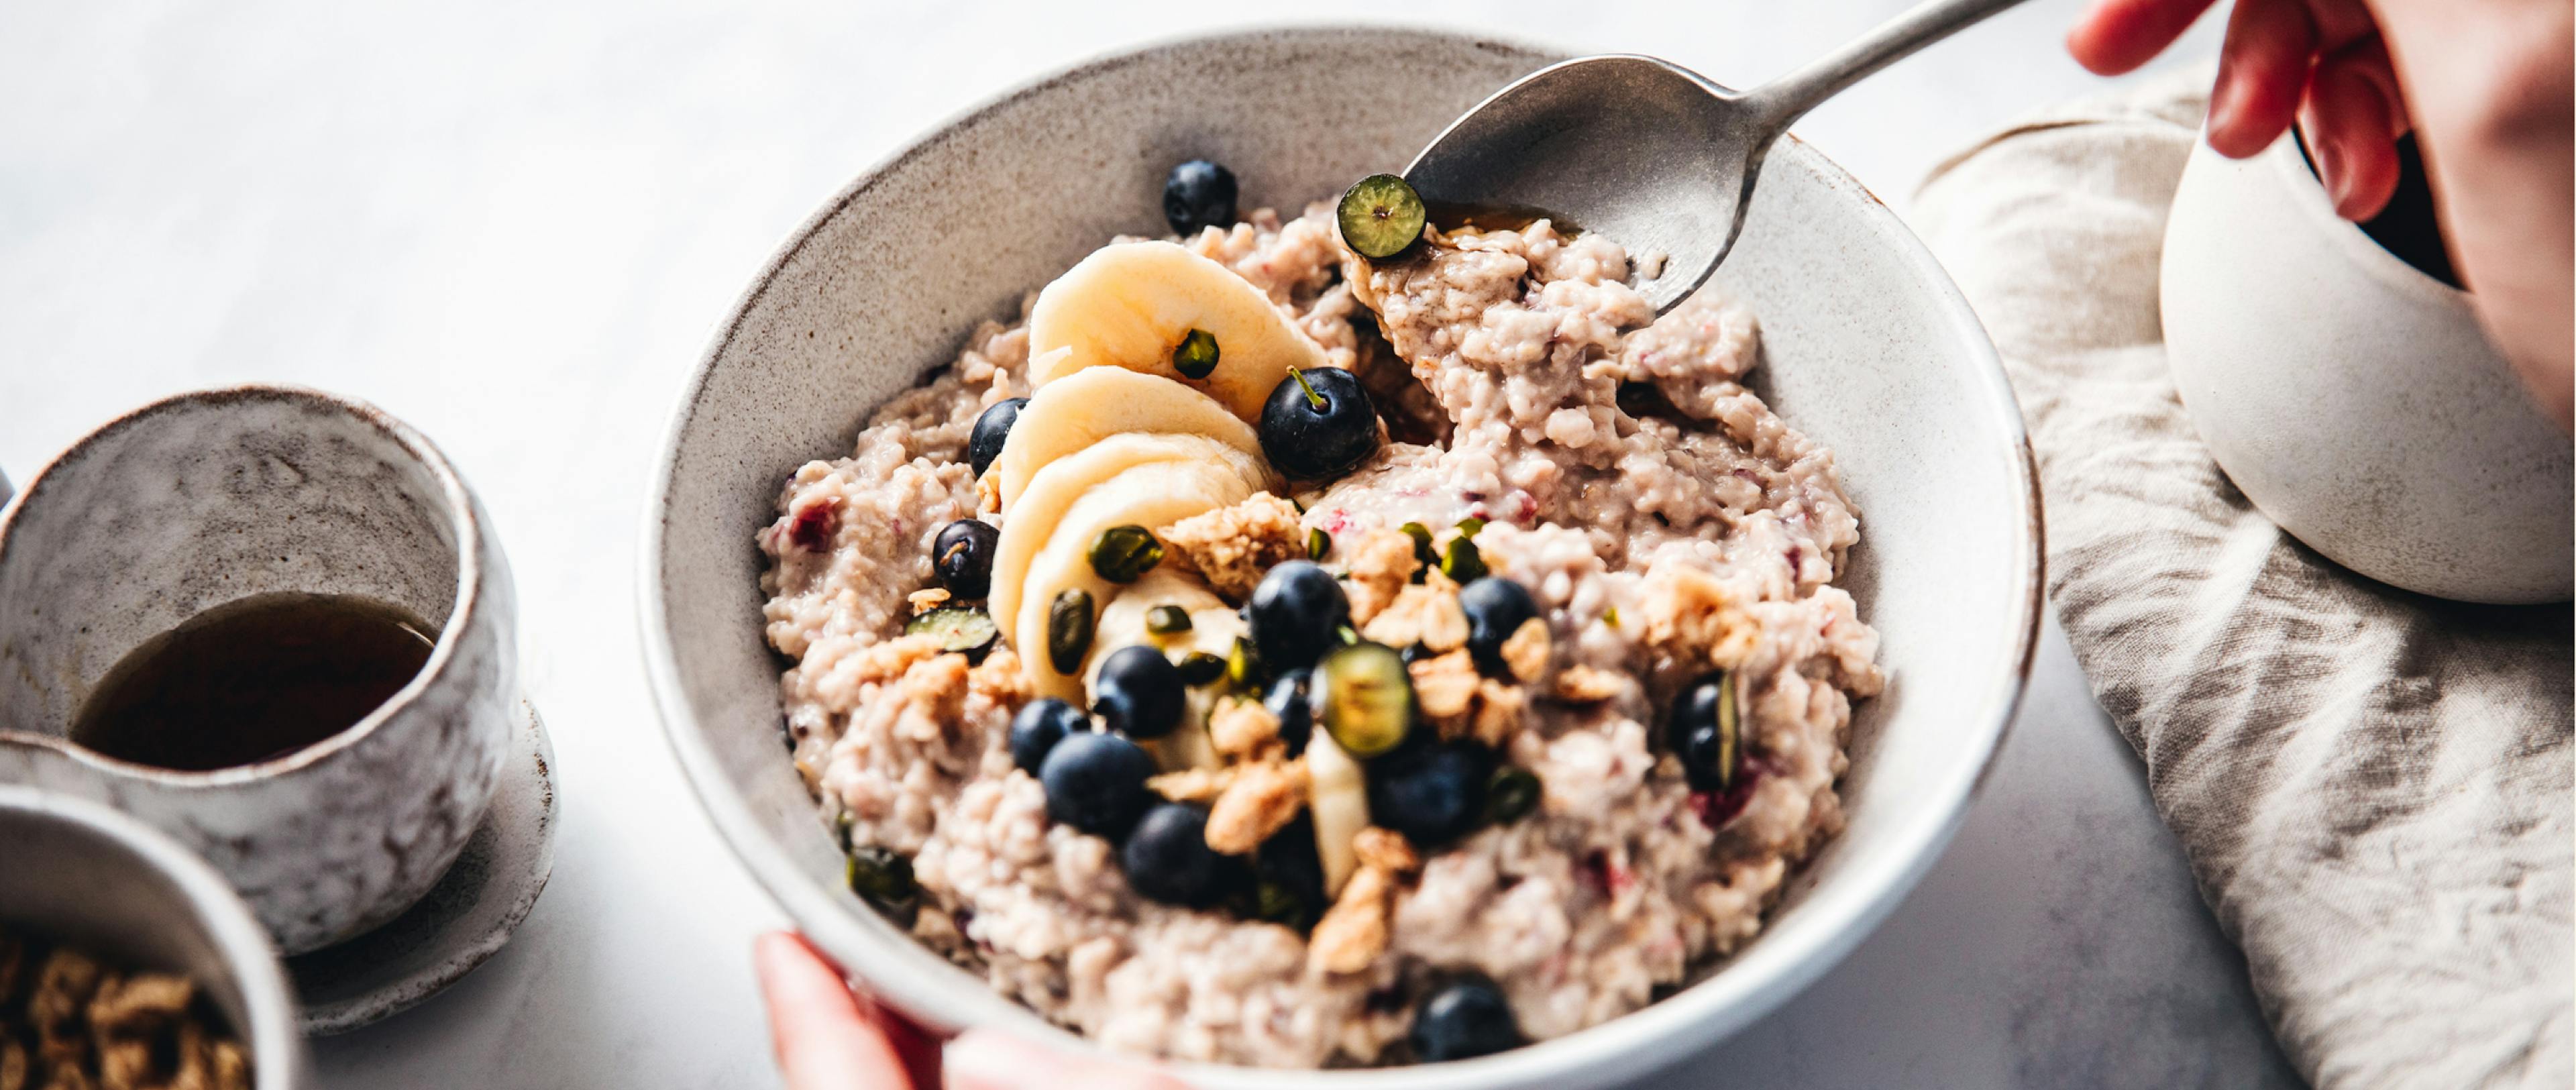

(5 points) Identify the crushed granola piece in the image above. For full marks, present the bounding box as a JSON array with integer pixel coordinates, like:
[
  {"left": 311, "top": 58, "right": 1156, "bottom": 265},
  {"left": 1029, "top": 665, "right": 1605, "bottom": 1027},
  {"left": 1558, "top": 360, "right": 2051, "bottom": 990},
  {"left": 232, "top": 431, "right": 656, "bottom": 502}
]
[
  {"left": 906, "top": 587, "right": 953, "bottom": 614},
  {"left": 965, "top": 645, "right": 1029, "bottom": 706},
  {"left": 1352, "top": 827, "right": 1419, "bottom": 873},
  {"left": 843, "top": 633, "right": 952, "bottom": 690},
  {"left": 1358, "top": 576, "right": 1466, "bottom": 651},
  {"left": 1157, "top": 494, "right": 1305, "bottom": 600},
  {"left": 1, "top": 932, "right": 250, "bottom": 1090},
  {"left": 1638, "top": 565, "right": 1758, "bottom": 669},
  {"left": 97, "top": 1036, "right": 152, "bottom": 1089},
  {"left": 1207, "top": 696, "right": 1285, "bottom": 762},
  {"left": 87, "top": 975, "right": 191, "bottom": 1034},
  {"left": 890, "top": 652, "right": 972, "bottom": 743},
  {"left": 1340, "top": 529, "right": 1421, "bottom": 624},
  {"left": 1470, "top": 679, "right": 1527, "bottom": 748},
  {"left": 1307, "top": 826, "right": 1420, "bottom": 974},
  {"left": 1205, "top": 760, "right": 1309, "bottom": 854},
  {"left": 1553, "top": 663, "right": 1626, "bottom": 703},
  {"left": 30, "top": 950, "right": 102, "bottom": 1044},
  {"left": 1149, "top": 767, "right": 1234, "bottom": 804},
  {"left": 975, "top": 472, "right": 1002, "bottom": 516},
  {"left": 1408, "top": 651, "right": 1479, "bottom": 724},
  {"left": 1307, "top": 861, "right": 1396, "bottom": 975},
  {"left": 1499, "top": 616, "right": 1551, "bottom": 682},
  {"left": 1412, "top": 650, "right": 1527, "bottom": 745},
  {"left": 208, "top": 1038, "right": 250, "bottom": 1090}
]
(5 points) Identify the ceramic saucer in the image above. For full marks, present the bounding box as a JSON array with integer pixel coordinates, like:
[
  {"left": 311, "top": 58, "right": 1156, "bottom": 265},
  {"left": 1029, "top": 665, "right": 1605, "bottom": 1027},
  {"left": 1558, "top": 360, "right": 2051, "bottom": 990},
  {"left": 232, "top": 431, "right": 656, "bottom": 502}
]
[{"left": 288, "top": 697, "right": 558, "bottom": 1034}]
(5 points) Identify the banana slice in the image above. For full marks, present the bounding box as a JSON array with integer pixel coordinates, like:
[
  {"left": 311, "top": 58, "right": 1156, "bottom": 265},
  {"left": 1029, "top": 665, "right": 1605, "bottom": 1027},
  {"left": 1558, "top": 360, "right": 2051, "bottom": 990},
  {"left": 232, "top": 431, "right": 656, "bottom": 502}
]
[
  {"left": 1083, "top": 574, "right": 1250, "bottom": 773},
  {"left": 989, "top": 433, "right": 1258, "bottom": 650},
  {"left": 1087, "top": 567, "right": 1226, "bottom": 665},
  {"left": 1305, "top": 729, "right": 1371, "bottom": 895},
  {"left": 992, "top": 367, "right": 1272, "bottom": 511},
  {"left": 1028, "top": 241, "right": 1333, "bottom": 424},
  {"left": 1014, "top": 460, "right": 1255, "bottom": 700}
]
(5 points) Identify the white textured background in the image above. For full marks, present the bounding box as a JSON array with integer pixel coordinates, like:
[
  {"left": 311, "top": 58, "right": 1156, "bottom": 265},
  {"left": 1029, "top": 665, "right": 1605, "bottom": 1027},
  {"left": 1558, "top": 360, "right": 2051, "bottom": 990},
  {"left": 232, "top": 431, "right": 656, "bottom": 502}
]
[{"left": 0, "top": 2, "right": 2296, "bottom": 1087}]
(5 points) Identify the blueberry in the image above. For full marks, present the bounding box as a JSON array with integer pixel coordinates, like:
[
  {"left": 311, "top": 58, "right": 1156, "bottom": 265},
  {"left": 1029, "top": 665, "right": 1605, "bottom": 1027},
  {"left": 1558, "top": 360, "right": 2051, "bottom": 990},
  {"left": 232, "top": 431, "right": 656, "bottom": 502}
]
[
  {"left": 1008, "top": 697, "right": 1087, "bottom": 775},
  {"left": 1367, "top": 740, "right": 1491, "bottom": 849},
  {"left": 932, "top": 519, "right": 1000, "bottom": 598},
  {"left": 1039, "top": 730, "right": 1155, "bottom": 838},
  {"left": 1093, "top": 644, "right": 1186, "bottom": 739},
  {"left": 1409, "top": 977, "right": 1524, "bottom": 1062},
  {"left": 1122, "top": 802, "right": 1223, "bottom": 906},
  {"left": 1264, "top": 669, "right": 1313, "bottom": 757},
  {"left": 1458, "top": 577, "right": 1538, "bottom": 675},
  {"left": 967, "top": 397, "right": 1028, "bottom": 478},
  {"left": 1246, "top": 561, "right": 1350, "bottom": 673},
  {"left": 1254, "top": 812, "right": 1326, "bottom": 929},
  {"left": 1162, "top": 160, "right": 1239, "bottom": 237},
  {"left": 1259, "top": 368, "right": 1381, "bottom": 480},
  {"left": 1667, "top": 670, "right": 1741, "bottom": 793}
]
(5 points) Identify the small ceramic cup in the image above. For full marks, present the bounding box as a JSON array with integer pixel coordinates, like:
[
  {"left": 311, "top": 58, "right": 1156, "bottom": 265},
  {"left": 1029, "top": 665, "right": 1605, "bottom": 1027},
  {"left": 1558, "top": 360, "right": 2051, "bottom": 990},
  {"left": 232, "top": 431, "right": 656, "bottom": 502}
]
[
  {"left": 0, "top": 385, "right": 519, "bottom": 955},
  {"left": 0, "top": 785, "right": 309, "bottom": 1089},
  {"left": 2161, "top": 129, "right": 2573, "bottom": 604}
]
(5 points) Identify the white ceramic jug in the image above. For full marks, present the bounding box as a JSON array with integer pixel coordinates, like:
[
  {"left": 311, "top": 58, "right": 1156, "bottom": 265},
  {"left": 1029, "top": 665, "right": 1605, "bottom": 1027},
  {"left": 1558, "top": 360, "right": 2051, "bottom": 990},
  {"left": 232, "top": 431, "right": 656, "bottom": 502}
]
[{"left": 2161, "top": 132, "right": 2572, "bottom": 604}]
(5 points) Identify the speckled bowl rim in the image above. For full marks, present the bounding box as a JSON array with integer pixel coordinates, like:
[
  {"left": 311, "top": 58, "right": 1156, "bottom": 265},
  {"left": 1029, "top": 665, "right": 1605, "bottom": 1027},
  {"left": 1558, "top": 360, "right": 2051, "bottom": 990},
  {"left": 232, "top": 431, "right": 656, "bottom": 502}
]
[
  {"left": 640, "top": 23, "right": 2043, "bottom": 1089},
  {"left": 0, "top": 383, "right": 490, "bottom": 787},
  {"left": 0, "top": 785, "right": 309, "bottom": 1089}
]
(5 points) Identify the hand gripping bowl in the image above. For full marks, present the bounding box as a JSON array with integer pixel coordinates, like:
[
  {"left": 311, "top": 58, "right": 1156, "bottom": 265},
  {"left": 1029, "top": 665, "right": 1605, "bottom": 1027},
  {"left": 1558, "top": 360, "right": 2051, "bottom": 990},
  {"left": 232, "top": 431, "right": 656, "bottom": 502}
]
[{"left": 641, "top": 27, "right": 2041, "bottom": 1089}]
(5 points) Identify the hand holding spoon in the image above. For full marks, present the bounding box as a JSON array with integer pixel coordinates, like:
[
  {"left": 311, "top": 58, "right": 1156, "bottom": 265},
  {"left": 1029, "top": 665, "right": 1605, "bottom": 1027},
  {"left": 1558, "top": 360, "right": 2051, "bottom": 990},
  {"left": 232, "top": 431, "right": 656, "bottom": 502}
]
[{"left": 1400, "top": 0, "right": 2030, "bottom": 313}]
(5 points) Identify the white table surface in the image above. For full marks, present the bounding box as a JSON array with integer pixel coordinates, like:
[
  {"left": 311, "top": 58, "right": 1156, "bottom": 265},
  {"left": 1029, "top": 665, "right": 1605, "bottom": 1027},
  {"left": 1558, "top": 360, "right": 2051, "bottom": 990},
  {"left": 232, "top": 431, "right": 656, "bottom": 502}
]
[{"left": 0, "top": 2, "right": 2304, "bottom": 1086}]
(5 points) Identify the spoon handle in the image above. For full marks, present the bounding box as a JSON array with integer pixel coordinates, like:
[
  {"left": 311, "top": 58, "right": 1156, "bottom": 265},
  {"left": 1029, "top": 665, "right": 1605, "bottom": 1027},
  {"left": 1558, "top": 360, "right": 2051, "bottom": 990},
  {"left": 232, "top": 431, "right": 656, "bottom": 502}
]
[{"left": 1743, "top": 0, "right": 2030, "bottom": 133}]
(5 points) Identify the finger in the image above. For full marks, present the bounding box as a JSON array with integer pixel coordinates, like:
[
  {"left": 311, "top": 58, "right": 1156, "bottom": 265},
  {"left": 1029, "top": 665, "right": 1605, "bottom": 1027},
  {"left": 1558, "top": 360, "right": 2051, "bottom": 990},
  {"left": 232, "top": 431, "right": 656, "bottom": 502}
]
[
  {"left": 853, "top": 991, "right": 945, "bottom": 1090},
  {"left": 2301, "top": 35, "right": 2407, "bottom": 219},
  {"left": 944, "top": 1028, "right": 1194, "bottom": 1090},
  {"left": 2066, "top": 0, "right": 2224, "bottom": 75},
  {"left": 756, "top": 932, "right": 917, "bottom": 1090},
  {"left": 2207, "top": 0, "right": 2320, "bottom": 158}
]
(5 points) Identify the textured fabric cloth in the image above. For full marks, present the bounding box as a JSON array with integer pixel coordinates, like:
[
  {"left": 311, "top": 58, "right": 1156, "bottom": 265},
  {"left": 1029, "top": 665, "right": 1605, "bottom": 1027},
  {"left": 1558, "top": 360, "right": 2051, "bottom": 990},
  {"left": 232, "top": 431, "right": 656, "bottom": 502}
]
[{"left": 1911, "top": 72, "right": 2573, "bottom": 1089}]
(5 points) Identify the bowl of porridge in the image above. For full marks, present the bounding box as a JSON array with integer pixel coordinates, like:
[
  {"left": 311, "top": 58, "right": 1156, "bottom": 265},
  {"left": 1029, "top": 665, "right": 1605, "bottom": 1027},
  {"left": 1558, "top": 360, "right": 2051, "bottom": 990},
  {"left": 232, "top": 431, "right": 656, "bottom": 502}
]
[{"left": 642, "top": 25, "right": 2041, "bottom": 1089}]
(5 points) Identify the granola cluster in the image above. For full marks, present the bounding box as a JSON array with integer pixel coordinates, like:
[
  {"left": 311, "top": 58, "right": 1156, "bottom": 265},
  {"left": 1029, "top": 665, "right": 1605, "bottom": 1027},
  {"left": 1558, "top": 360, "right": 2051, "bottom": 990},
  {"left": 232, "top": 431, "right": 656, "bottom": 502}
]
[{"left": 0, "top": 930, "right": 250, "bottom": 1090}]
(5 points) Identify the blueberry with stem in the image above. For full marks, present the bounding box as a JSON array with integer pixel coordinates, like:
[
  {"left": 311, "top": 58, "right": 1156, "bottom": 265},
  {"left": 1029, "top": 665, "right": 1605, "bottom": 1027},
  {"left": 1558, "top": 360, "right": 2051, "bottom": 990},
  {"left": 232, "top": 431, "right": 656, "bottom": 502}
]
[{"left": 1260, "top": 367, "right": 1381, "bottom": 480}]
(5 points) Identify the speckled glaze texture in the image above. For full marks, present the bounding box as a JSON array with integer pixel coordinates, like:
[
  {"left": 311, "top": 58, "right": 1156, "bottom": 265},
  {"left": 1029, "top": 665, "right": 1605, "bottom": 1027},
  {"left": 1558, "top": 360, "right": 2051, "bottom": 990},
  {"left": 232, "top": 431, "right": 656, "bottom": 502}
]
[
  {"left": 0, "top": 786, "right": 309, "bottom": 1089},
  {"left": 0, "top": 386, "right": 519, "bottom": 955},
  {"left": 2163, "top": 133, "right": 2573, "bottom": 604},
  {"left": 289, "top": 699, "right": 557, "bottom": 1035},
  {"left": 641, "top": 27, "right": 2041, "bottom": 1090}
]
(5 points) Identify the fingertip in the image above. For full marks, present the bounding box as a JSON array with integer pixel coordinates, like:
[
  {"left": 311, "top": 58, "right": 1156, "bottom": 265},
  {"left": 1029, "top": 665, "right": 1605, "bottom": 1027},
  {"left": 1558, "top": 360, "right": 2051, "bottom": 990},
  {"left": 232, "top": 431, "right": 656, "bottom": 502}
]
[
  {"left": 2300, "top": 37, "right": 2406, "bottom": 219},
  {"left": 2330, "top": 142, "right": 2400, "bottom": 221},
  {"left": 2063, "top": 21, "right": 2125, "bottom": 76},
  {"left": 2065, "top": 0, "right": 2223, "bottom": 75}
]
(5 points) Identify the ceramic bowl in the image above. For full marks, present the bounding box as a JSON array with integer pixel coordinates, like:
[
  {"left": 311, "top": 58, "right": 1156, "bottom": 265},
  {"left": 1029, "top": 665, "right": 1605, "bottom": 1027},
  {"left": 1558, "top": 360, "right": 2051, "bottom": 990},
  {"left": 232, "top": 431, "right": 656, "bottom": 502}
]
[
  {"left": 2162, "top": 132, "right": 2573, "bottom": 604},
  {"left": 641, "top": 26, "right": 2041, "bottom": 1089},
  {"left": 0, "top": 785, "right": 309, "bottom": 1089}
]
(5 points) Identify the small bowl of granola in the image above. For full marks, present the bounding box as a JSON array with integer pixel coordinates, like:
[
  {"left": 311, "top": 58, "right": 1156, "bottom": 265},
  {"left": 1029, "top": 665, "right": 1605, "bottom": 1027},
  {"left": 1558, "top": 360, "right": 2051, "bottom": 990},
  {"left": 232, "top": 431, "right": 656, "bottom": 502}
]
[
  {"left": 0, "top": 787, "right": 306, "bottom": 1089},
  {"left": 644, "top": 25, "right": 2041, "bottom": 1089}
]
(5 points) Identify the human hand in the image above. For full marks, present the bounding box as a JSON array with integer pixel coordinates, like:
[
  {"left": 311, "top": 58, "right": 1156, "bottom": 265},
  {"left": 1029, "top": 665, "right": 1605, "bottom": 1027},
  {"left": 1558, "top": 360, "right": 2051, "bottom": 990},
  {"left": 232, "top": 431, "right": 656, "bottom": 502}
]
[
  {"left": 754, "top": 931, "right": 1192, "bottom": 1090},
  {"left": 2068, "top": 0, "right": 2408, "bottom": 219},
  {"left": 2069, "top": 0, "right": 2573, "bottom": 429}
]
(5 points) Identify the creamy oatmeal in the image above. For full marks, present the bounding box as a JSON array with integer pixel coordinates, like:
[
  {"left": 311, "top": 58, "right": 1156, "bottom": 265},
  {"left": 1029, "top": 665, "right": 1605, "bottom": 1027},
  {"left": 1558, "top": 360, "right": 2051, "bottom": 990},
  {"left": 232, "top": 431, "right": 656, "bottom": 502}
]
[{"left": 757, "top": 170, "right": 1880, "bottom": 1067}]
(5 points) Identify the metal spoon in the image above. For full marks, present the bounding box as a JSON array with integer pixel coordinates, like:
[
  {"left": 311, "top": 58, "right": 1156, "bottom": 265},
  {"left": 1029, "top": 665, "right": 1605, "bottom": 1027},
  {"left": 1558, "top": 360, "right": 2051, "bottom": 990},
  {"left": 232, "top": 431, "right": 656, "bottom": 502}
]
[{"left": 1405, "top": 0, "right": 2030, "bottom": 313}]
